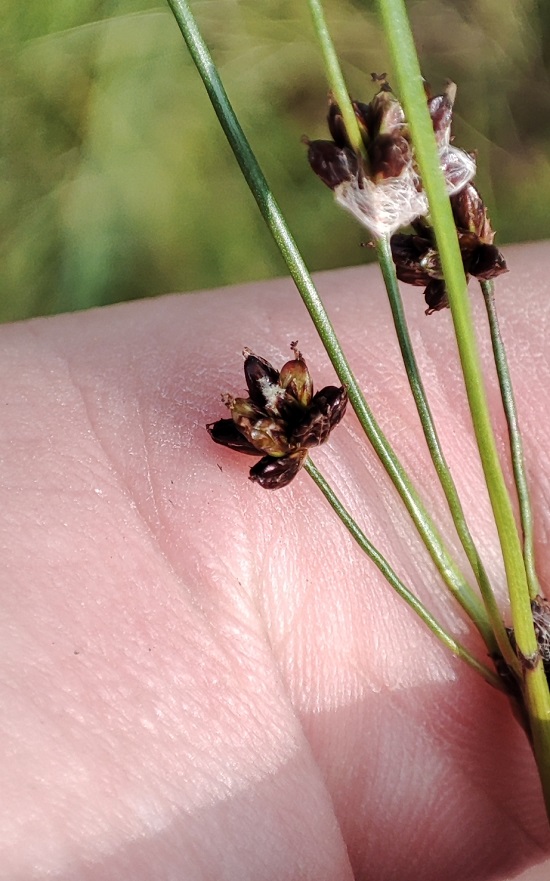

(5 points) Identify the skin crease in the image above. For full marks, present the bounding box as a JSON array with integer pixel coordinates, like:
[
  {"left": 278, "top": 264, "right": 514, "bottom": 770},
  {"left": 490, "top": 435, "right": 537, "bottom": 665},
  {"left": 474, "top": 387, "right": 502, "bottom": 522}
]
[{"left": 1, "top": 241, "right": 550, "bottom": 881}]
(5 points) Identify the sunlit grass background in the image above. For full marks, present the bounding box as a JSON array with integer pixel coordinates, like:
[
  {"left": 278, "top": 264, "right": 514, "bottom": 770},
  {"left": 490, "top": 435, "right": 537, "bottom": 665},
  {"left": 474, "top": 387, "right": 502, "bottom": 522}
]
[{"left": 2, "top": 0, "right": 549, "bottom": 322}]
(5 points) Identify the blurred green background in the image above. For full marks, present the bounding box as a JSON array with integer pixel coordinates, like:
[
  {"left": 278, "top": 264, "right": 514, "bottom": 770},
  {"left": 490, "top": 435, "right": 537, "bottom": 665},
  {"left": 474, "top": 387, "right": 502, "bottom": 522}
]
[{"left": 1, "top": 0, "right": 549, "bottom": 322}]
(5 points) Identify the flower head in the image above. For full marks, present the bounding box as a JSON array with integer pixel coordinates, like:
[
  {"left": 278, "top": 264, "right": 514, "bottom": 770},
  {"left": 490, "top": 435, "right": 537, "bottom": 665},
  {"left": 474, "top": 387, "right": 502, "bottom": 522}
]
[
  {"left": 304, "top": 76, "right": 475, "bottom": 239},
  {"left": 390, "top": 183, "right": 508, "bottom": 313},
  {"left": 207, "top": 344, "right": 348, "bottom": 489}
]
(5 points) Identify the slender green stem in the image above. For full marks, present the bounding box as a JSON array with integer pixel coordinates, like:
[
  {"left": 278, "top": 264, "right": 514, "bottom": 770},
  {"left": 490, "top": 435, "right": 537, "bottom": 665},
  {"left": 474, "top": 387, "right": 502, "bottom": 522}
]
[
  {"left": 377, "top": 0, "right": 534, "bottom": 653},
  {"left": 481, "top": 279, "right": 541, "bottom": 600},
  {"left": 376, "top": 236, "right": 519, "bottom": 673},
  {"left": 166, "top": 0, "right": 493, "bottom": 648},
  {"left": 307, "top": 0, "right": 364, "bottom": 155},
  {"left": 524, "top": 664, "right": 550, "bottom": 819},
  {"left": 305, "top": 458, "right": 503, "bottom": 690},
  {"left": 378, "top": 0, "right": 550, "bottom": 814}
]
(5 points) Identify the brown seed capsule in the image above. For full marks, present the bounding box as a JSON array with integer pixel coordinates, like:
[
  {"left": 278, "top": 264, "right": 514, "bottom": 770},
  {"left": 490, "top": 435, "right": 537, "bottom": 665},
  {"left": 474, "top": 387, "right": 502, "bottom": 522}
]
[
  {"left": 206, "top": 418, "right": 259, "bottom": 455},
  {"left": 243, "top": 350, "right": 281, "bottom": 408},
  {"left": 291, "top": 386, "right": 348, "bottom": 448},
  {"left": 465, "top": 243, "right": 507, "bottom": 280},
  {"left": 424, "top": 281, "right": 449, "bottom": 315},
  {"left": 279, "top": 344, "right": 314, "bottom": 407},
  {"left": 304, "top": 138, "right": 358, "bottom": 190},
  {"left": 249, "top": 450, "right": 308, "bottom": 490},
  {"left": 451, "top": 183, "right": 494, "bottom": 241}
]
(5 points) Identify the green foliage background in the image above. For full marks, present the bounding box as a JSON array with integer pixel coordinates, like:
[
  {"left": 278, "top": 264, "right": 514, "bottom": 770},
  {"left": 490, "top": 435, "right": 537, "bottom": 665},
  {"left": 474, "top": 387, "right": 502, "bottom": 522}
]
[{"left": 2, "top": 0, "right": 549, "bottom": 321}]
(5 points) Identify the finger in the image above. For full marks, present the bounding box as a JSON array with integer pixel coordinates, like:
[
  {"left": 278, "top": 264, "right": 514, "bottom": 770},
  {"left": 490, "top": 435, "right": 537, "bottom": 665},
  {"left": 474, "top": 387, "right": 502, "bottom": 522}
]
[{"left": 1, "top": 241, "right": 549, "bottom": 880}]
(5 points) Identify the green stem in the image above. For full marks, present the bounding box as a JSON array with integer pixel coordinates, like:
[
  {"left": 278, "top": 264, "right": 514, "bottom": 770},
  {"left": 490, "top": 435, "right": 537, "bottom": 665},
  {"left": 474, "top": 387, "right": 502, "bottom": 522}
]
[
  {"left": 166, "top": 0, "right": 493, "bottom": 646},
  {"left": 305, "top": 458, "right": 503, "bottom": 690},
  {"left": 524, "top": 665, "right": 550, "bottom": 819},
  {"left": 377, "top": 0, "right": 533, "bottom": 650},
  {"left": 376, "top": 237, "right": 519, "bottom": 673},
  {"left": 378, "top": 0, "right": 550, "bottom": 813},
  {"left": 481, "top": 279, "right": 541, "bottom": 600},
  {"left": 306, "top": 0, "right": 364, "bottom": 155}
]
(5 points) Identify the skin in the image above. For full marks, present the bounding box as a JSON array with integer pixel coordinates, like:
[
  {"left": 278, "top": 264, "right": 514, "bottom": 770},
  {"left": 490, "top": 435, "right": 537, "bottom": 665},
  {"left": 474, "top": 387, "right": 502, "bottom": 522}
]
[{"left": 1, "top": 241, "right": 550, "bottom": 881}]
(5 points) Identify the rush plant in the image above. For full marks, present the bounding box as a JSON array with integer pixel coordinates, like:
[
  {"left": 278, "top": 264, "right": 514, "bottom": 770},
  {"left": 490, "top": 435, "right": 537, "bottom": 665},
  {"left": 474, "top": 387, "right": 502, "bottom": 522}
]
[{"left": 166, "top": 0, "right": 550, "bottom": 826}]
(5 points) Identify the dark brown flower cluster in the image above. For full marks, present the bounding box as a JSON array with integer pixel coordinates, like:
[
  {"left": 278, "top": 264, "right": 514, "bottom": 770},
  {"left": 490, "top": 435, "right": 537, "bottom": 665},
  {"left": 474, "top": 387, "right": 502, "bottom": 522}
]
[
  {"left": 207, "top": 344, "right": 348, "bottom": 489},
  {"left": 305, "top": 75, "right": 506, "bottom": 314},
  {"left": 390, "top": 182, "right": 508, "bottom": 313},
  {"left": 304, "top": 75, "right": 475, "bottom": 239}
]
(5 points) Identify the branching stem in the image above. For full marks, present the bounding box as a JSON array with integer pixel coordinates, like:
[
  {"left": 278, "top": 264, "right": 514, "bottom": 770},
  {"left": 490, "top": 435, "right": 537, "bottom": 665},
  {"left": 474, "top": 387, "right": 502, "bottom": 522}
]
[
  {"left": 376, "top": 236, "right": 519, "bottom": 673},
  {"left": 305, "top": 458, "right": 503, "bottom": 689}
]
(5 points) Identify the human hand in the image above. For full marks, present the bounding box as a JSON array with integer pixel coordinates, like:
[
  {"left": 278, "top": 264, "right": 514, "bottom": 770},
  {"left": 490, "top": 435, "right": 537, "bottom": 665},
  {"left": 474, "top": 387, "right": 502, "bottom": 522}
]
[{"left": 2, "top": 241, "right": 550, "bottom": 880}]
